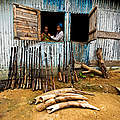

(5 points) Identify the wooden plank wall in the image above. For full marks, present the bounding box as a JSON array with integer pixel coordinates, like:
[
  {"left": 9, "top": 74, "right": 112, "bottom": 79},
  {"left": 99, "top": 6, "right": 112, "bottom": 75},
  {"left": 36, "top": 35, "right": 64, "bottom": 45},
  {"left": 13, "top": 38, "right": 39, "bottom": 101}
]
[
  {"left": 14, "top": 4, "right": 39, "bottom": 41},
  {"left": 88, "top": 6, "right": 97, "bottom": 41}
]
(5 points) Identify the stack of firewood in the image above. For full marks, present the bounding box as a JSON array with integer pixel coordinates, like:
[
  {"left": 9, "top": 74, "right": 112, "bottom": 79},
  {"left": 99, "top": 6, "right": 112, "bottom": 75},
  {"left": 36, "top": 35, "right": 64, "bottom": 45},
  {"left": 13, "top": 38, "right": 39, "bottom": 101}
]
[{"left": 31, "top": 88, "right": 100, "bottom": 113}]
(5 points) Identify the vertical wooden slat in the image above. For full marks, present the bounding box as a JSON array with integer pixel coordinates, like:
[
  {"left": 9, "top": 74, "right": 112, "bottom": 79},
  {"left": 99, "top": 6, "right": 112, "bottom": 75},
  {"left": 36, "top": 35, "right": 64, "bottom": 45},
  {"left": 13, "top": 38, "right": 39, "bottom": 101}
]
[
  {"left": 4, "top": 0, "right": 7, "bottom": 68},
  {"left": 61, "top": 42, "right": 64, "bottom": 65},
  {"left": 56, "top": 43, "right": 58, "bottom": 67},
  {"left": 2, "top": 0, "right": 6, "bottom": 68},
  {"left": 51, "top": 44, "right": 54, "bottom": 67},
  {"left": 0, "top": 0, "right": 3, "bottom": 68},
  {"left": 53, "top": 45, "right": 55, "bottom": 67}
]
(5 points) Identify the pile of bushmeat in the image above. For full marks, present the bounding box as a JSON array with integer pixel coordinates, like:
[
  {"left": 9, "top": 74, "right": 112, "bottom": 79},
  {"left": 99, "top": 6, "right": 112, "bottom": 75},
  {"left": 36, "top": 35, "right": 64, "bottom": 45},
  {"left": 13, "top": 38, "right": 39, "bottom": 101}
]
[{"left": 32, "top": 88, "right": 100, "bottom": 113}]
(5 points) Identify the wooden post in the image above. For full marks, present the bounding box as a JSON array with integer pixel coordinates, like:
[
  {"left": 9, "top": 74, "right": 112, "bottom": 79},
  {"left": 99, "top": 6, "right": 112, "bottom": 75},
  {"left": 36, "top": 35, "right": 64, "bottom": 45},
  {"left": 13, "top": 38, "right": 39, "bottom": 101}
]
[
  {"left": 37, "top": 11, "right": 41, "bottom": 41},
  {"left": 65, "top": 12, "right": 70, "bottom": 67},
  {"left": 13, "top": 5, "right": 17, "bottom": 37}
]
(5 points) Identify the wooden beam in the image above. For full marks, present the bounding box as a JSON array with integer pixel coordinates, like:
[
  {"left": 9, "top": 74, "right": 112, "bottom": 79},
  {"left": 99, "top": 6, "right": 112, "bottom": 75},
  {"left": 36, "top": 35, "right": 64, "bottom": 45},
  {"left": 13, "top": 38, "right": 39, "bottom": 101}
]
[
  {"left": 14, "top": 20, "right": 37, "bottom": 27},
  {"left": 89, "top": 60, "right": 120, "bottom": 67},
  {"left": 88, "top": 28, "right": 96, "bottom": 35},
  {"left": 13, "top": 5, "right": 17, "bottom": 37},
  {"left": 16, "top": 10, "right": 37, "bottom": 18},
  {"left": 16, "top": 29, "right": 37, "bottom": 34},
  {"left": 88, "top": 31, "right": 97, "bottom": 42},
  {"left": 81, "top": 63, "right": 102, "bottom": 76},
  {"left": 17, "top": 32, "right": 37, "bottom": 38},
  {"left": 13, "top": 3, "right": 38, "bottom": 13},
  {"left": 89, "top": 6, "right": 97, "bottom": 42},
  {"left": 97, "top": 31, "right": 120, "bottom": 40},
  {"left": 16, "top": 24, "right": 37, "bottom": 30},
  {"left": 37, "top": 11, "right": 41, "bottom": 41},
  {"left": 16, "top": 7, "right": 37, "bottom": 15},
  {"left": 16, "top": 14, "right": 37, "bottom": 21},
  {"left": 89, "top": 6, "right": 97, "bottom": 18},
  {"left": 16, "top": 17, "right": 37, "bottom": 23},
  {"left": 19, "top": 37, "right": 38, "bottom": 41},
  {"left": 16, "top": 26, "right": 37, "bottom": 32}
]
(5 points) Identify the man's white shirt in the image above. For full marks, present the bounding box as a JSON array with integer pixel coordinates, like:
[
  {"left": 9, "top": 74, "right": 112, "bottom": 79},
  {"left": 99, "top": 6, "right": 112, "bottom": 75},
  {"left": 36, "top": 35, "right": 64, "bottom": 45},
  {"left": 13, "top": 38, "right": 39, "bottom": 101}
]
[{"left": 51, "top": 31, "right": 63, "bottom": 41}]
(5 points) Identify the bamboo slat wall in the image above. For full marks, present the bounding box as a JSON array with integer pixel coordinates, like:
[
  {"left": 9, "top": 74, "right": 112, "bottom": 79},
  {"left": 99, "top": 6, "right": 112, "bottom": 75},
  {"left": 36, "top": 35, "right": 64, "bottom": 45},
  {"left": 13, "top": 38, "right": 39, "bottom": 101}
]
[
  {"left": 0, "top": 39, "right": 89, "bottom": 80},
  {"left": 0, "top": 0, "right": 92, "bottom": 71},
  {"left": 89, "top": 0, "right": 120, "bottom": 66},
  {"left": 0, "top": 0, "right": 120, "bottom": 73},
  {"left": 14, "top": 41, "right": 89, "bottom": 67},
  {"left": 69, "top": 0, "right": 92, "bottom": 13},
  {"left": 92, "top": 0, "right": 120, "bottom": 11},
  {"left": 89, "top": 39, "right": 120, "bottom": 61},
  {"left": 72, "top": 42, "right": 89, "bottom": 64},
  {"left": 97, "top": 9, "right": 120, "bottom": 32}
]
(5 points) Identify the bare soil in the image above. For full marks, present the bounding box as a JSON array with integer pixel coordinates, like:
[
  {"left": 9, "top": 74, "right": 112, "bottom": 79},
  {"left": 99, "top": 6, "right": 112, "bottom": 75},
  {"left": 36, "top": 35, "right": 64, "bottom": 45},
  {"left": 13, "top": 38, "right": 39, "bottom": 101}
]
[{"left": 0, "top": 71, "right": 120, "bottom": 120}]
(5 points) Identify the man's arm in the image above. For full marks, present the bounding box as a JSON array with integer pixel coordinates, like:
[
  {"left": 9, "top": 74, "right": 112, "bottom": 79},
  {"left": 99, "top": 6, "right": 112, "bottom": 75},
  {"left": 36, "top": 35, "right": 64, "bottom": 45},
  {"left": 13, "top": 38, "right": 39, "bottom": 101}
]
[{"left": 51, "top": 31, "right": 63, "bottom": 41}]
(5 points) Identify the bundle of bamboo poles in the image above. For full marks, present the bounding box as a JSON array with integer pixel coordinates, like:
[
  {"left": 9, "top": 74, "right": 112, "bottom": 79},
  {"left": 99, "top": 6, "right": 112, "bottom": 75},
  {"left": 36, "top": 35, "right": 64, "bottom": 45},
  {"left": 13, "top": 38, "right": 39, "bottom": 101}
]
[
  {"left": 32, "top": 88, "right": 100, "bottom": 113},
  {"left": 6, "top": 45, "right": 55, "bottom": 92}
]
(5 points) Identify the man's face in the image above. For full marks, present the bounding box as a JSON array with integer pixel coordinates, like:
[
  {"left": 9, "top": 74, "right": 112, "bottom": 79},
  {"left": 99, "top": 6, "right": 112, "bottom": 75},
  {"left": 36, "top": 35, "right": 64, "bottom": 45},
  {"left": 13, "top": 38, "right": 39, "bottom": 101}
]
[
  {"left": 57, "top": 25, "right": 61, "bottom": 31},
  {"left": 44, "top": 26, "right": 48, "bottom": 33}
]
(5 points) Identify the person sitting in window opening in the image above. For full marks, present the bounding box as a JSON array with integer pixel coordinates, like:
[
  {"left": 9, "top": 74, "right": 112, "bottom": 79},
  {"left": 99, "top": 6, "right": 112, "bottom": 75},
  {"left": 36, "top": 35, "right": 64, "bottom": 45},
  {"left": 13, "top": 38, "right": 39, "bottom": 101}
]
[
  {"left": 49, "top": 23, "right": 64, "bottom": 42},
  {"left": 41, "top": 26, "right": 51, "bottom": 41}
]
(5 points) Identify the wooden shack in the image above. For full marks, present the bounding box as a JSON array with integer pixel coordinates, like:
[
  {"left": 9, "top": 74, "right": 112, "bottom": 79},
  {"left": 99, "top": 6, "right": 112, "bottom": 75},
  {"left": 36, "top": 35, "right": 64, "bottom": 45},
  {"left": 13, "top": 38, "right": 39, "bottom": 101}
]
[{"left": 0, "top": 0, "right": 120, "bottom": 80}]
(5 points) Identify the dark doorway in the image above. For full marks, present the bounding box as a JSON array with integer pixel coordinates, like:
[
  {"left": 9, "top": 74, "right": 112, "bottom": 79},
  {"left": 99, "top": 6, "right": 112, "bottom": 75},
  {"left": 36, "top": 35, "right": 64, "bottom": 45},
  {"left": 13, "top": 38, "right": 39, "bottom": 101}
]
[
  {"left": 71, "top": 14, "right": 89, "bottom": 42},
  {"left": 41, "top": 12, "right": 65, "bottom": 36}
]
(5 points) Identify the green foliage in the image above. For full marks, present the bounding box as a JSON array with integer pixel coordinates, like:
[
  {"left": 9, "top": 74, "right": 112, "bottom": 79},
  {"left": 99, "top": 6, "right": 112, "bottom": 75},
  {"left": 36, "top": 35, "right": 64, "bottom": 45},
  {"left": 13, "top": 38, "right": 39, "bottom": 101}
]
[
  {"left": 82, "top": 75, "right": 87, "bottom": 78},
  {"left": 79, "top": 72, "right": 86, "bottom": 78},
  {"left": 79, "top": 72, "right": 82, "bottom": 77},
  {"left": 90, "top": 73, "right": 94, "bottom": 77}
]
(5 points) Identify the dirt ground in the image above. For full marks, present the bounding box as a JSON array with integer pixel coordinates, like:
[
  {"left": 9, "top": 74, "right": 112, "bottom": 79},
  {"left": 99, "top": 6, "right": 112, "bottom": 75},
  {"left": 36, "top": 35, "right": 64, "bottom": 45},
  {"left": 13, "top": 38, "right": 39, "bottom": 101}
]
[{"left": 0, "top": 71, "right": 120, "bottom": 120}]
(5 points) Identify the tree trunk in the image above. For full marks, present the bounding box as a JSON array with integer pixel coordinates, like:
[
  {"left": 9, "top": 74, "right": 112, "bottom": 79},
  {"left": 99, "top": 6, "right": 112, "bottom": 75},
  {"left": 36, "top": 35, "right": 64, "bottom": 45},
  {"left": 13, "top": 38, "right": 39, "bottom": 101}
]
[
  {"left": 81, "top": 63, "right": 102, "bottom": 76},
  {"left": 96, "top": 48, "right": 109, "bottom": 78}
]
